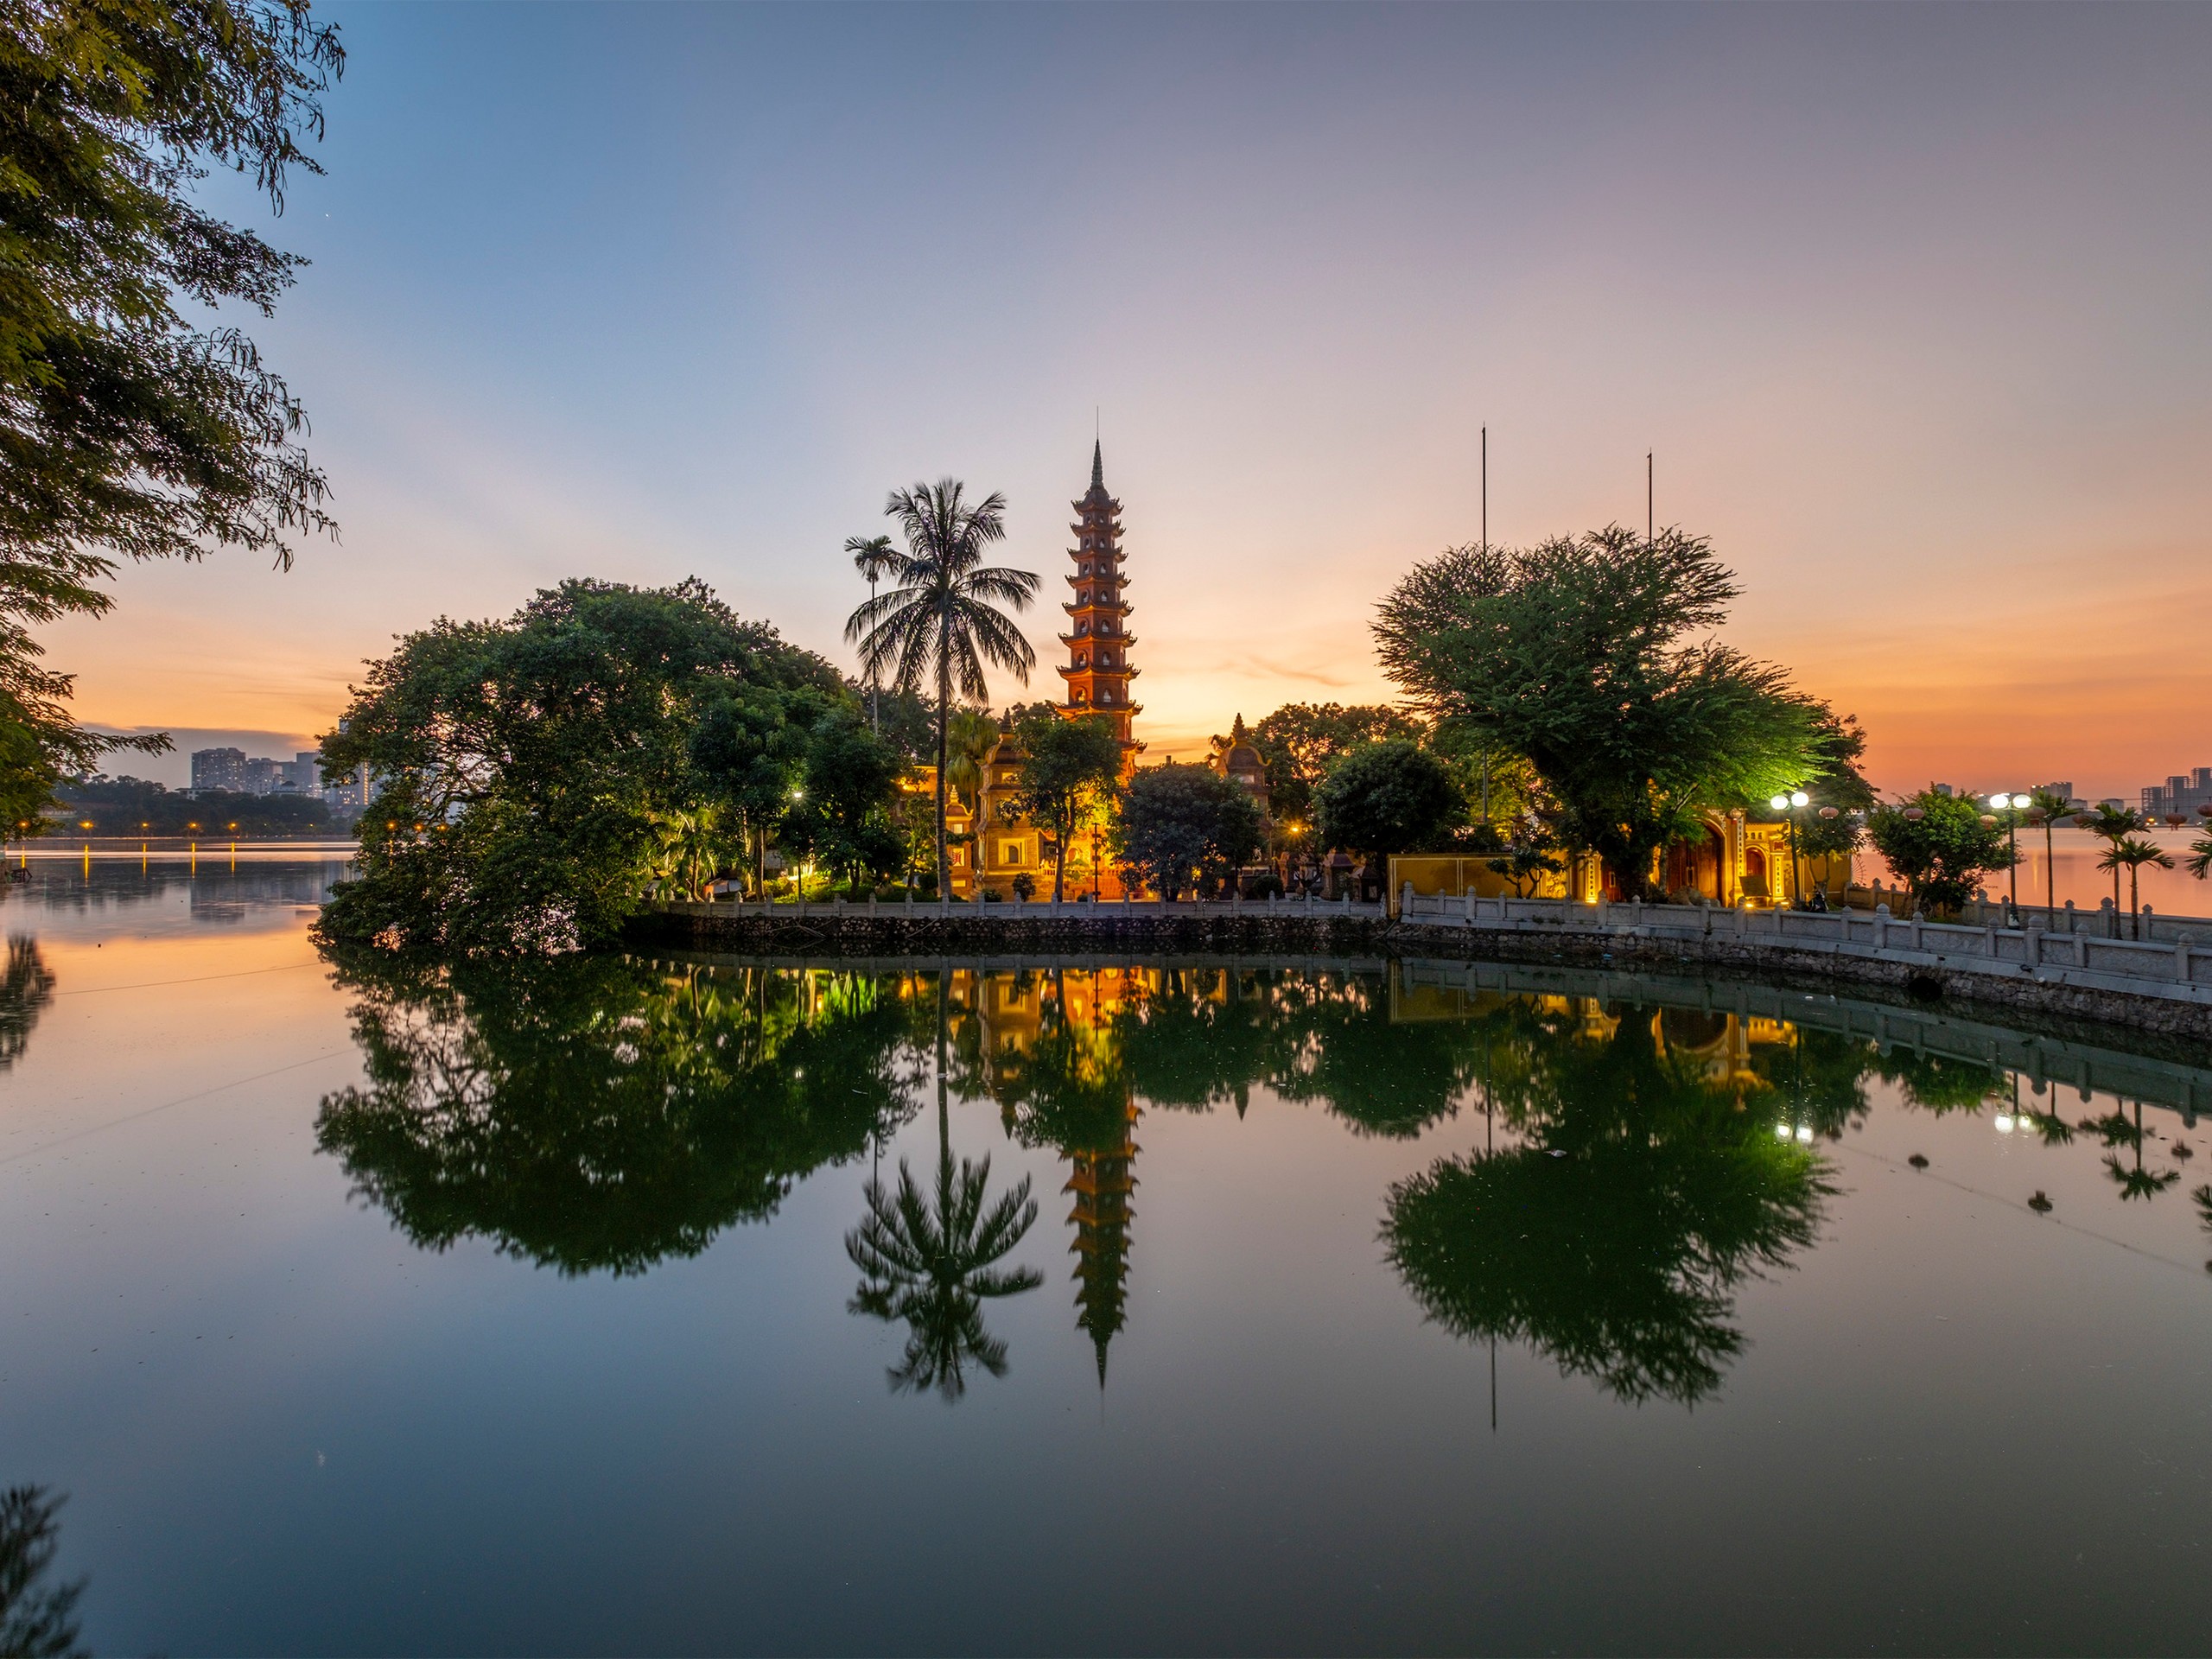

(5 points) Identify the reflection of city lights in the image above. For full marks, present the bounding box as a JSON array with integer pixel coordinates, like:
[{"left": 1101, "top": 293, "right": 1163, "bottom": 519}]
[
  {"left": 1795, "top": 1125, "right": 1814, "bottom": 1143},
  {"left": 1994, "top": 1115, "right": 2014, "bottom": 1133}
]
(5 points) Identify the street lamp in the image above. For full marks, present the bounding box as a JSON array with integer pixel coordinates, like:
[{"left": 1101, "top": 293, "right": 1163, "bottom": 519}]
[
  {"left": 1986, "top": 793, "right": 2028, "bottom": 917},
  {"left": 1769, "top": 790, "right": 1809, "bottom": 906}
]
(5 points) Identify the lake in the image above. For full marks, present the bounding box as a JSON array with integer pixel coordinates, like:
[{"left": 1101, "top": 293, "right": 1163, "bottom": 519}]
[{"left": 3, "top": 856, "right": 2209, "bottom": 1655}]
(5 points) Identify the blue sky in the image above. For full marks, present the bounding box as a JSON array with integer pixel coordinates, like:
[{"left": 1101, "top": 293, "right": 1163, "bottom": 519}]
[{"left": 64, "top": 2, "right": 2212, "bottom": 794}]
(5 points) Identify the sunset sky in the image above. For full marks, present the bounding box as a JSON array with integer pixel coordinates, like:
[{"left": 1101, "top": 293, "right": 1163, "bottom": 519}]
[{"left": 60, "top": 2, "right": 2212, "bottom": 797}]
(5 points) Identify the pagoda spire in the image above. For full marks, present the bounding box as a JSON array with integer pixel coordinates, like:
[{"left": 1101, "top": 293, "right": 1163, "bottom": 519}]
[{"left": 1057, "top": 442, "right": 1142, "bottom": 775}]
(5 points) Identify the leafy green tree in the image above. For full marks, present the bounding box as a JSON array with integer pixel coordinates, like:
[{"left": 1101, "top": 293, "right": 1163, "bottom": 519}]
[
  {"left": 1004, "top": 707, "right": 1122, "bottom": 902},
  {"left": 1112, "top": 762, "right": 1262, "bottom": 899},
  {"left": 1375, "top": 528, "right": 1829, "bottom": 900},
  {"left": 2098, "top": 836, "right": 2172, "bottom": 939},
  {"left": 314, "top": 950, "right": 917, "bottom": 1274},
  {"left": 846, "top": 480, "right": 1039, "bottom": 897},
  {"left": 1313, "top": 739, "right": 1464, "bottom": 863},
  {"left": 782, "top": 706, "right": 906, "bottom": 892},
  {"left": 1866, "top": 789, "right": 2014, "bottom": 917},
  {"left": 0, "top": 1, "right": 345, "bottom": 827},
  {"left": 320, "top": 578, "right": 841, "bottom": 954},
  {"left": 1487, "top": 834, "right": 1565, "bottom": 897},
  {"left": 1249, "top": 702, "right": 1424, "bottom": 826}
]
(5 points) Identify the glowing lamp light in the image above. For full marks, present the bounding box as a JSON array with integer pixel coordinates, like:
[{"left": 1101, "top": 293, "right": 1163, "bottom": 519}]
[
  {"left": 1770, "top": 794, "right": 1789, "bottom": 810},
  {"left": 1775, "top": 1123, "right": 1793, "bottom": 1140},
  {"left": 1795, "top": 1125, "right": 1814, "bottom": 1143},
  {"left": 1993, "top": 1114, "right": 2015, "bottom": 1134},
  {"left": 1790, "top": 791, "right": 1809, "bottom": 808}
]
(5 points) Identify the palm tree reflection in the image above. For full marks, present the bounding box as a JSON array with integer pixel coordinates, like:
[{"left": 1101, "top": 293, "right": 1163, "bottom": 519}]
[{"left": 846, "top": 975, "right": 1042, "bottom": 1401}]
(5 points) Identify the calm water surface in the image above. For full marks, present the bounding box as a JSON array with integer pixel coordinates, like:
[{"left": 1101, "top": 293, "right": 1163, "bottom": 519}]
[{"left": 3, "top": 857, "right": 2211, "bottom": 1655}]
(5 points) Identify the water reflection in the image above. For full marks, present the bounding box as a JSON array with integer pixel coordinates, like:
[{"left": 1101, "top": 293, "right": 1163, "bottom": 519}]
[
  {"left": 313, "top": 946, "right": 2212, "bottom": 1408},
  {"left": 0, "top": 939, "right": 54, "bottom": 1071},
  {"left": 1385, "top": 996, "right": 1834, "bottom": 1407},
  {"left": 0, "top": 1484, "right": 85, "bottom": 1659},
  {"left": 314, "top": 950, "right": 922, "bottom": 1274},
  {"left": 847, "top": 979, "right": 1043, "bottom": 1401}
]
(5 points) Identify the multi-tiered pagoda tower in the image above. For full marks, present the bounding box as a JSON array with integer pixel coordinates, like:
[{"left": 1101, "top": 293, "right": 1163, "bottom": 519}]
[{"left": 1058, "top": 442, "right": 1142, "bottom": 775}]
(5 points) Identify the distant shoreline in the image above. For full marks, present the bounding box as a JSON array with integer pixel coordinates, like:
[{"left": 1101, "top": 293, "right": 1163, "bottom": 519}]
[{"left": 8, "top": 837, "right": 359, "bottom": 855}]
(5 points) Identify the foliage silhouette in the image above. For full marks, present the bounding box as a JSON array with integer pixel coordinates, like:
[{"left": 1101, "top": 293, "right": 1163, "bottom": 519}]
[{"left": 0, "top": 1484, "right": 84, "bottom": 1659}]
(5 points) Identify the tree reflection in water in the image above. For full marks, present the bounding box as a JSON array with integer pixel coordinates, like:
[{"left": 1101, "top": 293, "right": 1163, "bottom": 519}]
[
  {"left": 846, "top": 977, "right": 1042, "bottom": 1401},
  {"left": 315, "top": 949, "right": 921, "bottom": 1274},
  {"left": 0, "top": 938, "right": 54, "bottom": 1071},
  {"left": 1385, "top": 997, "right": 1835, "bottom": 1407},
  {"left": 313, "top": 945, "right": 2212, "bottom": 1403},
  {"left": 0, "top": 1484, "right": 84, "bottom": 1659}
]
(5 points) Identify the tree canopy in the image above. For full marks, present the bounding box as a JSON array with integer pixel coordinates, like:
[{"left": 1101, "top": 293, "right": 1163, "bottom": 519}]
[
  {"left": 1374, "top": 527, "right": 1834, "bottom": 900},
  {"left": 1112, "top": 762, "right": 1263, "bottom": 899},
  {"left": 1313, "top": 738, "right": 1465, "bottom": 860},
  {"left": 319, "top": 577, "right": 849, "bottom": 954},
  {"left": 1249, "top": 702, "right": 1423, "bottom": 825},
  {"left": 0, "top": 0, "right": 343, "bottom": 826},
  {"left": 1866, "top": 789, "right": 2013, "bottom": 916},
  {"left": 1004, "top": 706, "right": 1123, "bottom": 902}
]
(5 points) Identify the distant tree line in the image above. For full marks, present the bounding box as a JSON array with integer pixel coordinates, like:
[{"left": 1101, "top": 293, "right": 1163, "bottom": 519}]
[{"left": 48, "top": 775, "right": 334, "bottom": 837}]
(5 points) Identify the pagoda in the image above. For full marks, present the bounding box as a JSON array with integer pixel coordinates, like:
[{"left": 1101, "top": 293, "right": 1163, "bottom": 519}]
[{"left": 1058, "top": 442, "right": 1143, "bottom": 774}]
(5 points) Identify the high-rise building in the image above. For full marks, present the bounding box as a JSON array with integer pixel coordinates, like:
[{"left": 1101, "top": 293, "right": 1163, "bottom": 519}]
[
  {"left": 190, "top": 747, "right": 247, "bottom": 791},
  {"left": 2142, "top": 766, "right": 2212, "bottom": 817},
  {"left": 1056, "top": 442, "right": 1143, "bottom": 775}
]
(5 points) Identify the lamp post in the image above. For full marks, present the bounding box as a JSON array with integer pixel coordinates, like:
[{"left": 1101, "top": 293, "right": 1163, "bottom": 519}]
[
  {"left": 1986, "top": 794, "right": 2035, "bottom": 917},
  {"left": 1769, "top": 790, "right": 1808, "bottom": 907}
]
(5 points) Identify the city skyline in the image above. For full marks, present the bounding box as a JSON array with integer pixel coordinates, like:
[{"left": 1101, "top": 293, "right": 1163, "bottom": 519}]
[{"left": 50, "top": 3, "right": 2212, "bottom": 796}]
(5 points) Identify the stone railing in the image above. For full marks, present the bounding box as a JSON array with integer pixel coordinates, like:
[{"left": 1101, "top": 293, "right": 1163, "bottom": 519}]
[{"left": 1395, "top": 887, "right": 2212, "bottom": 1009}]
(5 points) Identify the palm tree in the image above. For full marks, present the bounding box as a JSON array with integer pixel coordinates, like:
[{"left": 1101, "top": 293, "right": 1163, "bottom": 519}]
[
  {"left": 943, "top": 707, "right": 999, "bottom": 822},
  {"left": 2096, "top": 836, "right": 2171, "bottom": 940},
  {"left": 845, "top": 480, "right": 1038, "bottom": 897},
  {"left": 845, "top": 534, "right": 898, "bottom": 734},
  {"left": 2025, "top": 786, "right": 2072, "bottom": 918},
  {"left": 2078, "top": 802, "right": 2146, "bottom": 924},
  {"left": 646, "top": 806, "right": 728, "bottom": 901},
  {"left": 845, "top": 973, "right": 1042, "bottom": 1400},
  {"left": 2185, "top": 830, "right": 2212, "bottom": 883}
]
